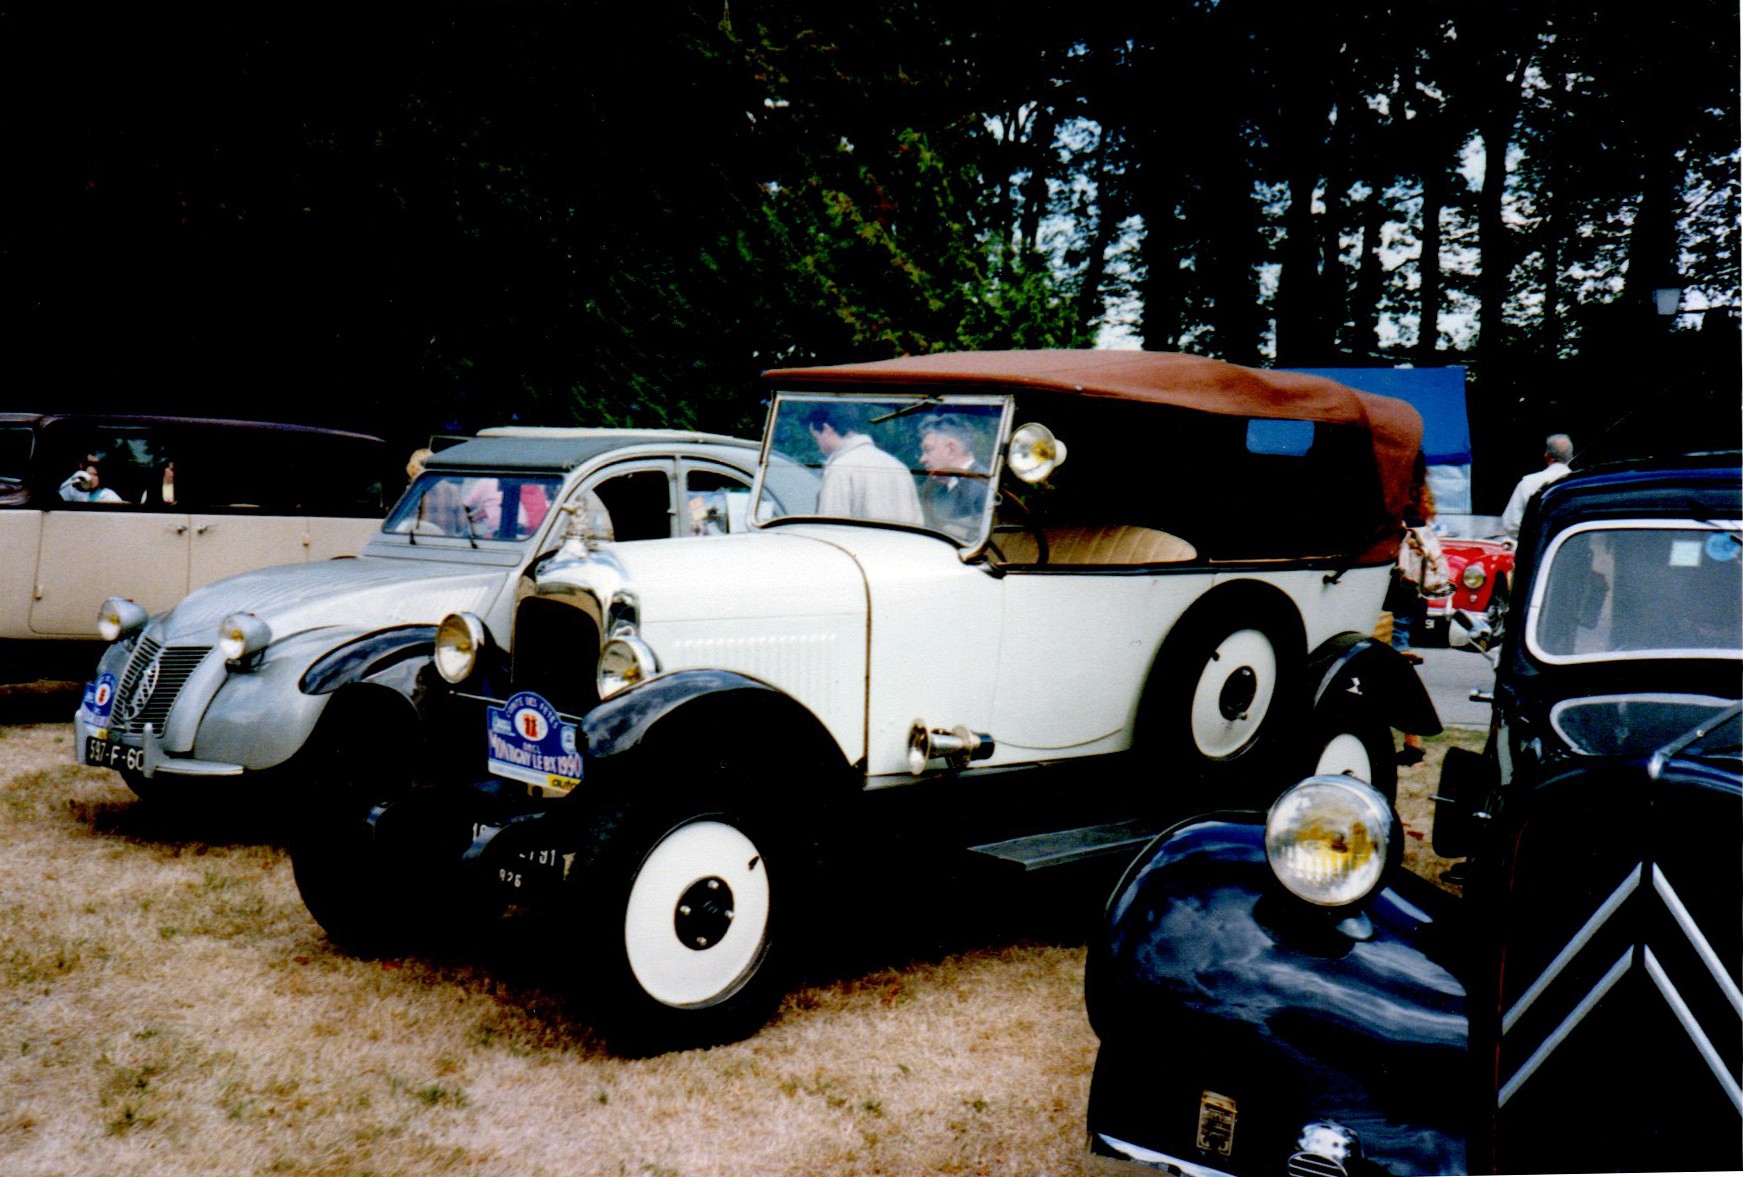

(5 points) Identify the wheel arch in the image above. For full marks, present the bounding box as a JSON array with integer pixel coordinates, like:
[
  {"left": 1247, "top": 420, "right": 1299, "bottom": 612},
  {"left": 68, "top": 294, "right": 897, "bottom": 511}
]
[
  {"left": 1135, "top": 578, "right": 1311, "bottom": 743},
  {"left": 578, "top": 668, "right": 857, "bottom": 803},
  {"left": 1309, "top": 632, "right": 1442, "bottom": 736}
]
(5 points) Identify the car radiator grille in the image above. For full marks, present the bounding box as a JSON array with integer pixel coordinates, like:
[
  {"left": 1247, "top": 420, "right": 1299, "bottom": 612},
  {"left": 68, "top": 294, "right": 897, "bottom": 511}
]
[{"left": 110, "top": 639, "right": 212, "bottom": 736}]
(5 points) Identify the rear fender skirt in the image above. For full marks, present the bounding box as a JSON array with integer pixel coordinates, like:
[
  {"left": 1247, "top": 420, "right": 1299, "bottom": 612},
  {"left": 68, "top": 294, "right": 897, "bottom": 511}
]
[{"left": 1310, "top": 633, "right": 1442, "bottom": 736}]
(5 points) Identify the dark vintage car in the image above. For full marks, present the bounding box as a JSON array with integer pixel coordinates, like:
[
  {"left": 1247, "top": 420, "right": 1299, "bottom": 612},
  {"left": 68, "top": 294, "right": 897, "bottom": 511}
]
[{"left": 1084, "top": 452, "right": 1741, "bottom": 1175}]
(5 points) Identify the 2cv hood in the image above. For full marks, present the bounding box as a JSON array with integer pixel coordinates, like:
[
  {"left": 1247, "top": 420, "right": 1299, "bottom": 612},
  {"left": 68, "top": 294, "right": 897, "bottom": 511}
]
[{"left": 150, "top": 556, "right": 506, "bottom": 645}]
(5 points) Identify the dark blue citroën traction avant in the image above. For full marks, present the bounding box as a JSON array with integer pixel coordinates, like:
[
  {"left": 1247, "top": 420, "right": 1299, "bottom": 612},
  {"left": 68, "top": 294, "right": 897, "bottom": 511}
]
[{"left": 1085, "top": 451, "right": 1741, "bottom": 1176}]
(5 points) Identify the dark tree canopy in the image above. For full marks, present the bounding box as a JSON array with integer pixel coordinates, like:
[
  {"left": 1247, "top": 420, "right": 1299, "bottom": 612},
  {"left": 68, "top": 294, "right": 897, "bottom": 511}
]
[{"left": 1, "top": 3, "right": 1735, "bottom": 498}]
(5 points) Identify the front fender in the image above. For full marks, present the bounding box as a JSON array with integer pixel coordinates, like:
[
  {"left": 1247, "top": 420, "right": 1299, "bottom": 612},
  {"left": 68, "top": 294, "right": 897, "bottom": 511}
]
[
  {"left": 191, "top": 625, "right": 422, "bottom": 772},
  {"left": 578, "top": 668, "right": 849, "bottom": 775},
  {"left": 1310, "top": 633, "right": 1441, "bottom": 736},
  {"left": 1086, "top": 817, "right": 1468, "bottom": 1176}
]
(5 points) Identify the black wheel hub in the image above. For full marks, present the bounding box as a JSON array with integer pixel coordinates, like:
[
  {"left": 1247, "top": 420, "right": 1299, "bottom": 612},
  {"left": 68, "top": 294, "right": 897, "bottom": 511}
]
[
  {"left": 674, "top": 876, "right": 735, "bottom": 951},
  {"left": 1218, "top": 665, "right": 1258, "bottom": 720}
]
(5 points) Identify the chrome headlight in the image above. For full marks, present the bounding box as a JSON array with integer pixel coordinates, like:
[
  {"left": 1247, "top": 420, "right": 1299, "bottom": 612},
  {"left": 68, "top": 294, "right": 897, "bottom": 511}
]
[
  {"left": 433, "top": 612, "right": 487, "bottom": 684},
  {"left": 1461, "top": 563, "right": 1487, "bottom": 590},
  {"left": 1265, "top": 775, "right": 1393, "bottom": 907},
  {"left": 1006, "top": 422, "right": 1068, "bottom": 484},
  {"left": 597, "top": 633, "right": 657, "bottom": 699},
  {"left": 217, "top": 613, "right": 272, "bottom": 663},
  {"left": 97, "top": 597, "right": 148, "bottom": 643}
]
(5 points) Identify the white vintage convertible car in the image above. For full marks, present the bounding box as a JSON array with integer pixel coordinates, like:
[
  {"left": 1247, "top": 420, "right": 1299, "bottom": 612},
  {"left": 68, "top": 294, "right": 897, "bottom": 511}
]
[{"left": 290, "top": 350, "right": 1441, "bottom": 1053}]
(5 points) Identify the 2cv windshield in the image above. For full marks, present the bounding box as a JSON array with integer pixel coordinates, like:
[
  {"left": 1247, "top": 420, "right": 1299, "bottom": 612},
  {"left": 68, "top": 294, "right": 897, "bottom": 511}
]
[
  {"left": 384, "top": 472, "right": 562, "bottom": 544},
  {"left": 1529, "top": 520, "right": 1743, "bottom": 663},
  {"left": 755, "top": 395, "right": 1008, "bottom": 544}
]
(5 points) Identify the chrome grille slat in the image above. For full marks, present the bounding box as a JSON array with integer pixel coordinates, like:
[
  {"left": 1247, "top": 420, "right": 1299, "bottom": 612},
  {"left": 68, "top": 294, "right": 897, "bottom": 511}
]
[{"left": 111, "top": 641, "right": 212, "bottom": 736}]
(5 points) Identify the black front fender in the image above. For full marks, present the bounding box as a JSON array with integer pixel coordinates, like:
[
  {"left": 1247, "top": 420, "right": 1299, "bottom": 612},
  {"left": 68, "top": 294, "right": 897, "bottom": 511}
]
[
  {"left": 1310, "top": 633, "right": 1441, "bottom": 736},
  {"left": 1086, "top": 817, "right": 1469, "bottom": 1176},
  {"left": 579, "top": 668, "right": 850, "bottom": 775}
]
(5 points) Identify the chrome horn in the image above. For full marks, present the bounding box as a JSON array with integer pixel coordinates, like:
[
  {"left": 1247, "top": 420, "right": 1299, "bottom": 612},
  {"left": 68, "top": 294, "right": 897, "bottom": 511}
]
[{"left": 907, "top": 720, "right": 996, "bottom": 775}]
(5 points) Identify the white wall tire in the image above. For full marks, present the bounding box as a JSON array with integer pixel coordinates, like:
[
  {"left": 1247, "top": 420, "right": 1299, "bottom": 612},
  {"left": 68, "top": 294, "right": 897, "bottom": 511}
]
[
  {"left": 1308, "top": 699, "right": 1397, "bottom": 803},
  {"left": 624, "top": 819, "right": 772, "bottom": 1009},
  {"left": 1316, "top": 731, "right": 1374, "bottom": 782},
  {"left": 1188, "top": 627, "right": 1280, "bottom": 760}
]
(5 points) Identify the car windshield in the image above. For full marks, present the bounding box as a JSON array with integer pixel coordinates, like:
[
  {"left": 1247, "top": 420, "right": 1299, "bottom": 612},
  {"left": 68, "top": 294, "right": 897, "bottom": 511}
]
[
  {"left": 383, "top": 472, "right": 562, "bottom": 543},
  {"left": 755, "top": 395, "right": 1007, "bottom": 543},
  {"left": 1529, "top": 521, "right": 1743, "bottom": 662}
]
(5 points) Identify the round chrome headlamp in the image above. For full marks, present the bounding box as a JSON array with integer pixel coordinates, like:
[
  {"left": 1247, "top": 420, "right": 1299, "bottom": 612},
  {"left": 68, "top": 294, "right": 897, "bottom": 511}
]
[
  {"left": 1265, "top": 775, "right": 1393, "bottom": 907},
  {"left": 433, "top": 612, "right": 487, "bottom": 684},
  {"left": 1461, "top": 563, "right": 1487, "bottom": 590},
  {"left": 217, "top": 613, "right": 272, "bottom": 663},
  {"left": 96, "top": 597, "right": 148, "bottom": 644},
  {"left": 597, "top": 634, "right": 657, "bottom": 699},
  {"left": 1006, "top": 422, "right": 1068, "bottom": 484}
]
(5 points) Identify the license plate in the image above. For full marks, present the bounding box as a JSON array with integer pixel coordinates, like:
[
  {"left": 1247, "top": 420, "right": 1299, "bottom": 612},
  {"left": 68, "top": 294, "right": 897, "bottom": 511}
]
[{"left": 85, "top": 734, "right": 144, "bottom": 773}]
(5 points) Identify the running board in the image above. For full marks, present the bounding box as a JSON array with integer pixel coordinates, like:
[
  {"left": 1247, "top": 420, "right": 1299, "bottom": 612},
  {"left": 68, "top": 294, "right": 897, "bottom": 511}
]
[{"left": 966, "top": 818, "right": 1165, "bottom": 872}]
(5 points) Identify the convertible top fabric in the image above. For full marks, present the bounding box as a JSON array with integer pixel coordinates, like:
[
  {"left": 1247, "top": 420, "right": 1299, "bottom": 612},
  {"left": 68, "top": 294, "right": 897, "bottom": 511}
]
[{"left": 765, "top": 349, "right": 1424, "bottom": 561}]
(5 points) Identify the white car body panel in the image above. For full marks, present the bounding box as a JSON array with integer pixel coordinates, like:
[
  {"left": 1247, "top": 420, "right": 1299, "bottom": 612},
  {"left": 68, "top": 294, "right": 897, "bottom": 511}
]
[{"left": 601, "top": 524, "right": 1394, "bottom": 784}]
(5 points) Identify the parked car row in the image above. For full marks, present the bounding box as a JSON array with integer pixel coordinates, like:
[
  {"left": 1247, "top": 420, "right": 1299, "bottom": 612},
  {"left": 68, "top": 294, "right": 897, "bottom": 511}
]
[{"left": 62, "top": 354, "right": 1740, "bottom": 1173}]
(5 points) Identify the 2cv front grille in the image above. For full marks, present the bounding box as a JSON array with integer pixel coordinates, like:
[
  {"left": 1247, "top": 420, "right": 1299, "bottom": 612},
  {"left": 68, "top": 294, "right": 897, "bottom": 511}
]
[{"left": 110, "top": 638, "right": 212, "bottom": 736}]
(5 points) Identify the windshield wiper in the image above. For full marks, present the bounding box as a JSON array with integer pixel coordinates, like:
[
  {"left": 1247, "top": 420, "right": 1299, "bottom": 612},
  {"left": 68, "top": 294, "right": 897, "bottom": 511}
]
[{"left": 869, "top": 396, "right": 944, "bottom": 425}]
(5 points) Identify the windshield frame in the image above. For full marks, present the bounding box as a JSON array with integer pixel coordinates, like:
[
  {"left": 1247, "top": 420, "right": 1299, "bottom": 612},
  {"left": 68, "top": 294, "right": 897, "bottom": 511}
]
[
  {"left": 1524, "top": 517, "right": 1743, "bottom": 666},
  {"left": 750, "top": 391, "right": 1013, "bottom": 548}
]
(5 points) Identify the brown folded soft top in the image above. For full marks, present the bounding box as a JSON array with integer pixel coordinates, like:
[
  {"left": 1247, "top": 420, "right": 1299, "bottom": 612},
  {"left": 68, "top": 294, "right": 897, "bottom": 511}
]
[{"left": 764, "top": 349, "right": 1424, "bottom": 561}]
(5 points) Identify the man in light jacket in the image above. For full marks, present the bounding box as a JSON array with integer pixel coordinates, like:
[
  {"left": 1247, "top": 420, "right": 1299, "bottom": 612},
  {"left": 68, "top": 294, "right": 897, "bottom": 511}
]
[{"left": 1502, "top": 433, "right": 1573, "bottom": 538}]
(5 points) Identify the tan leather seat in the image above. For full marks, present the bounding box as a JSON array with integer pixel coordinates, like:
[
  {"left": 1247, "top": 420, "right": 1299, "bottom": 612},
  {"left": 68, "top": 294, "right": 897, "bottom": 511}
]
[{"left": 996, "top": 524, "right": 1197, "bottom": 566}]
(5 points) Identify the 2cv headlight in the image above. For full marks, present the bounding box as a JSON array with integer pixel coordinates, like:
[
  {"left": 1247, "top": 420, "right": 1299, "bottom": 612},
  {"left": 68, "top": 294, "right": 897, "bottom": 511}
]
[
  {"left": 433, "top": 612, "right": 487, "bottom": 685},
  {"left": 1265, "top": 775, "right": 1393, "bottom": 907},
  {"left": 1461, "top": 563, "right": 1487, "bottom": 590},
  {"left": 217, "top": 613, "right": 272, "bottom": 663},
  {"left": 96, "top": 597, "right": 148, "bottom": 643}
]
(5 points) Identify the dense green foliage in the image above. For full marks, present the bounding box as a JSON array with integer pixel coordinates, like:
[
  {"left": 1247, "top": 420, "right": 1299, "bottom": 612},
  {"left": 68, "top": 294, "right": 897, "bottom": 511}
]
[{"left": 1, "top": 3, "right": 1734, "bottom": 494}]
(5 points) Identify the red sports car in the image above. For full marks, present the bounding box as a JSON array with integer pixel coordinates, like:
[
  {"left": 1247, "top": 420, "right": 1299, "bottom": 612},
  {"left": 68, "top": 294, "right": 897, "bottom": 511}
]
[{"left": 1420, "top": 534, "right": 1514, "bottom": 644}]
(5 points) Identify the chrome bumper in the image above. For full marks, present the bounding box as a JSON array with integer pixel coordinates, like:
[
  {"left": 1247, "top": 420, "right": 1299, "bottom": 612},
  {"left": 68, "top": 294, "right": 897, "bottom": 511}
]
[{"left": 75, "top": 713, "right": 244, "bottom": 779}]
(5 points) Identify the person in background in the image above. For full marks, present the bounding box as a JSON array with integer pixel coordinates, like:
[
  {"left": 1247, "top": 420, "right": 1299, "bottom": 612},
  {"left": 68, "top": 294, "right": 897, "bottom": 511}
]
[
  {"left": 805, "top": 404, "right": 923, "bottom": 526},
  {"left": 917, "top": 414, "right": 989, "bottom": 540},
  {"left": 59, "top": 459, "right": 123, "bottom": 503},
  {"left": 1392, "top": 457, "right": 1450, "bottom": 766},
  {"left": 406, "top": 448, "right": 435, "bottom": 484},
  {"left": 1502, "top": 433, "right": 1573, "bottom": 538}
]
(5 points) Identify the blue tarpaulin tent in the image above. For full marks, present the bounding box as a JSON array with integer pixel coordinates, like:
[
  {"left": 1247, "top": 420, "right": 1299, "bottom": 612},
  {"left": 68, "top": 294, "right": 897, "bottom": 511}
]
[{"left": 1288, "top": 367, "right": 1473, "bottom": 515}]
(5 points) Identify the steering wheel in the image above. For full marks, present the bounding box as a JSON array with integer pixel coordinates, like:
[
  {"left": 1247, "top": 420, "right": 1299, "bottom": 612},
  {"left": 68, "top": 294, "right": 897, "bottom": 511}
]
[{"left": 988, "top": 491, "right": 1049, "bottom": 565}]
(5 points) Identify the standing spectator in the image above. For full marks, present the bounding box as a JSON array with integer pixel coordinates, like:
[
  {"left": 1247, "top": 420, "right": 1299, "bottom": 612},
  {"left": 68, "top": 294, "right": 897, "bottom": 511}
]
[
  {"left": 805, "top": 405, "right": 924, "bottom": 526},
  {"left": 917, "top": 414, "right": 990, "bottom": 539},
  {"left": 1502, "top": 433, "right": 1573, "bottom": 538}
]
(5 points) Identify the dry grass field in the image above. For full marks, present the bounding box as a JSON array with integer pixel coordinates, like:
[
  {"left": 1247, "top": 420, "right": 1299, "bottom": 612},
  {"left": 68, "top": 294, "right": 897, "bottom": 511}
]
[{"left": 0, "top": 683, "right": 1479, "bottom": 1177}]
